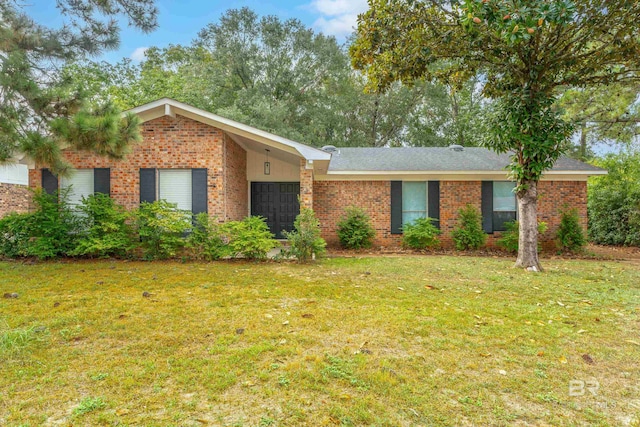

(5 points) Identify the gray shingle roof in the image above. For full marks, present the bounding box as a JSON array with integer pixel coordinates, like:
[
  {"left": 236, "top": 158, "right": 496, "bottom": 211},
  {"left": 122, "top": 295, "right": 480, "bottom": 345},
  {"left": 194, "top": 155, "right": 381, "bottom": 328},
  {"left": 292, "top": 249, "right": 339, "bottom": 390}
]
[{"left": 327, "top": 147, "right": 605, "bottom": 173}]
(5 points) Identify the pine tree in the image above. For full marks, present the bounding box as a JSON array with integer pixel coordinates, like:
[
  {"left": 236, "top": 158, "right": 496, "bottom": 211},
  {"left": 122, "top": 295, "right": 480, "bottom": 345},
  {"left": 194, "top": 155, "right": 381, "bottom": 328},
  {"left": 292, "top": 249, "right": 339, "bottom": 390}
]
[{"left": 0, "top": 0, "right": 158, "bottom": 173}]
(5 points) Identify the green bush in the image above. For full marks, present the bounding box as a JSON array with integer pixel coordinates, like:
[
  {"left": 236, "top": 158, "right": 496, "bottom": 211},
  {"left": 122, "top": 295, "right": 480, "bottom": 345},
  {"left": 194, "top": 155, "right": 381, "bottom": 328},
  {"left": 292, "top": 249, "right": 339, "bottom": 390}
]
[
  {"left": 588, "top": 153, "right": 640, "bottom": 246},
  {"left": 0, "top": 212, "right": 33, "bottom": 258},
  {"left": 402, "top": 217, "right": 441, "bottom": 250},
  {"left": 28, "top": 189, "right": 82, "bottom": 259},
  {"left": 187, "top": 213, "right": 229, "bottom": 261},
  {"left": 336, "top": 207, "right": 375, "bottom": 249},
  {"left": 225, "top": 216, "right": 278, "bottom": 260},
  {"left": 451, "top": 205, "right": 487, "bottom": 250},
  {"left": 71, "top": 193, "right": 134, "bottom": 258},
  {"left": 135, "top": 200, "right": 192, "bottom": 260},
  {"left": 0, "top": 190, "right": 81, "bottom": 259},
  {"left": 497, "top": 220, "right": 548, "bottom": 253},
  {"left": 556, "top": 207, "right": 586, "bottom": 252},
  {"left": 282, "top": 206, "right": 326, "bottom": 262}
]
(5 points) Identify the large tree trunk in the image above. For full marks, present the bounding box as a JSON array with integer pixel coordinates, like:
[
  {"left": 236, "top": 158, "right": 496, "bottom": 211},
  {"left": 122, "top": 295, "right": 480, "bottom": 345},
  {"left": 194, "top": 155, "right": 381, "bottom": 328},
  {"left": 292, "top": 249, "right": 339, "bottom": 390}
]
[{"left": 514, "top": 179, "right": 543, "bottom": 271}]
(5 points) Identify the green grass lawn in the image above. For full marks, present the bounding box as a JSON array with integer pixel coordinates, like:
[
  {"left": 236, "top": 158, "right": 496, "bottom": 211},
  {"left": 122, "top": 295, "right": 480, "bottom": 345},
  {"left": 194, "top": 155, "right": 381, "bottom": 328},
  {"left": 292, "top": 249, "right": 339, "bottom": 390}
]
[{"left": 1, "top": 256, "right": 639, "bottom": 426}]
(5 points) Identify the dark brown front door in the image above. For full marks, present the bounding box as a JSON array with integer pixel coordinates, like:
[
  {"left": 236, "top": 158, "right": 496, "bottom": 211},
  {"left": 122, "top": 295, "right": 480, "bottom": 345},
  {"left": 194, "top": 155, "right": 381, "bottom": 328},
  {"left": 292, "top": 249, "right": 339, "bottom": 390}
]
[{"left": 251, "top": 182, "right": 300, "bottom": 238}]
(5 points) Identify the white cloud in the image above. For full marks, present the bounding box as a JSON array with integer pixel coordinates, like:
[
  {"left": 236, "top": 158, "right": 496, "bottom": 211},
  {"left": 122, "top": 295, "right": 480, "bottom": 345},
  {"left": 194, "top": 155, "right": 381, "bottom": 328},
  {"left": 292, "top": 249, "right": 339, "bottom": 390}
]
[
  {"left": 130, "top": 47, "right": 149, "bottom": 62},
  {"left": 307, "top": 0, "right": 368, "bottom": 39}
]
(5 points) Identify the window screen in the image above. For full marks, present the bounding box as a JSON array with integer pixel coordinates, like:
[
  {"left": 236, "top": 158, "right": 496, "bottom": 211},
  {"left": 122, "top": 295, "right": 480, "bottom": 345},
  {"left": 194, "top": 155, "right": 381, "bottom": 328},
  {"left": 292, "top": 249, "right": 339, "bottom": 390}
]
[
  {"left": 158, "top": 169, "right": 192, "bottom": 211},
  {"left": 402, "top": 181, "right": 427, "bottom": 226},
  {"left": 493, "top": 181, "right": 517, "bottom": 231}
]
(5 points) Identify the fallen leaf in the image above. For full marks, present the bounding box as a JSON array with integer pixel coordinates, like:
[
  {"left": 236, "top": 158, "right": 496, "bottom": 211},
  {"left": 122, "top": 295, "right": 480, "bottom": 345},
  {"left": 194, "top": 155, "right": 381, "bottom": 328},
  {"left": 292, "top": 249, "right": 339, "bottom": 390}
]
[
  {"left": 480, "top": 353, "right": 491, "bottom": 357},
  {"left": 537, "top": 351, "right": 544, "bottom": 357},
  {"left": 301, "top": 313, "right": 314, "bottom": 319},
  {"left": 559, "top": 356, "right": 568, "bottom": 364},
  {"left": 498, "top": 369, "right": 507, "bottom": 376},
  {"left": 557, "top": 301, "right": 565, "bottom": 307},
  {"left": 577, "top": 329, "right": 586, "bottom": 334},
  {"left": 282, "top": 320, "right": 289, "bottom": 326},
  {"left": 397, "top": 287, "right": 405, "bottom": 291},
  {"left": 264, "top": 314, "right": 273, "bottom": 319}
]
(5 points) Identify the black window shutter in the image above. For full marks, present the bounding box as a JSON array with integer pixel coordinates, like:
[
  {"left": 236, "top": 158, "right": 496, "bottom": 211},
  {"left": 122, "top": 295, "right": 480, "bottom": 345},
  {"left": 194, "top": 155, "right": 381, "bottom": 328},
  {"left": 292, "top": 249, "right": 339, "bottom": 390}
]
[
  {"left": 428, "top": 181, "right": 440, "bottom": 229},
  {"left": 41, "top": 169, "right": 58, "bottom": 195},
  {"left": 481, "top": 181, "right": 493, "bottom": 233},
  {"left": 94, "top": 168, "right": 111, "bottom": 195},
  {"left": 191, "top": 168, "right": 208, "bottom": 215},
  {"left": 390, "top": 181, "right": 403, "bottom": 234},
  {"left": 139, "top": 168, "right": 156, "bottom": 204}
]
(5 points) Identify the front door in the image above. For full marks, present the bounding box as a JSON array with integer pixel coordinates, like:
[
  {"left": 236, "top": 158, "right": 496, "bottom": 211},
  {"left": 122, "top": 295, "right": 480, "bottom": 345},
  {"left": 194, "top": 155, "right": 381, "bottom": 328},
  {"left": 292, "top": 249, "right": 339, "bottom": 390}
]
[{"left": 251, "top": 182, "right": 300, "bottom": 238}]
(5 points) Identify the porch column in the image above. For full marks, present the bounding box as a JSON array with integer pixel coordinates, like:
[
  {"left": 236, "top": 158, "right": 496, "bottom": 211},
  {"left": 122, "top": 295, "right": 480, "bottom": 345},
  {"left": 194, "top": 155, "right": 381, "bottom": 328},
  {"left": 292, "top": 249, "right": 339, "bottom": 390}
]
[{"left": 300, "top": 159, "right": 313, "bottom": 209}]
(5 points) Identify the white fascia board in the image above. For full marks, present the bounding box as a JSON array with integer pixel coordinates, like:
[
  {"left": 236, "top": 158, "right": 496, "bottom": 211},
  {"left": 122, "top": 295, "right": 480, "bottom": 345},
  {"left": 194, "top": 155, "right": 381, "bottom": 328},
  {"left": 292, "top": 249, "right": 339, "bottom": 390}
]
[
  {"left": 324, "top": 170, "right": 607, "bottom": 176},
  {"left": 126, "top": 98, "right": 331, "bottom": 162},
  {"left": 315, "top": 170, "right": 600, "bottom": 181}
]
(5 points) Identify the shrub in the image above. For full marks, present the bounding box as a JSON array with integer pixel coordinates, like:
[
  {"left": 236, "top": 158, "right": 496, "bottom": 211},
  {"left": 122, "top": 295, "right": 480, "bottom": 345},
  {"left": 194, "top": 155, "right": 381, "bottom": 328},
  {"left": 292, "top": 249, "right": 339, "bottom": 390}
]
[
  {"left": 186, "top": 213, "right": 229, "bottom": 261},
  {"left": 336, "top": 207, "right": 375, "bottom": 249},
  {"left": 0, "top": 190, "right": 81, "bottom": 259},
  {"left": 71, "top": 193, "right": 134, "bottom": 258},
  {"left": 225, "top": 216, "right": 278, "bottom": 260},
  {"left": 402, "top": 217, "right": 441, "bottom": 250},
  {"left": 0, "top": 212, "right": 33, "bottom": 258},
  {"left": 497, "top": 220, "right": 548, "bottom": 253},
  {"left": 588, "top": 153, "right": 640, "bottom": 246},
  {"left": 451, "top": 205, "right": 487, "bottom": 250},
  {"left": 135, "top": 200, "right": 192, "bottom": 260},
  {"left": 282, "top": 206, "right": 326, "bottom": 262},
  {"left": 556, "top": 207, "right": 586, "bottom": 252}
]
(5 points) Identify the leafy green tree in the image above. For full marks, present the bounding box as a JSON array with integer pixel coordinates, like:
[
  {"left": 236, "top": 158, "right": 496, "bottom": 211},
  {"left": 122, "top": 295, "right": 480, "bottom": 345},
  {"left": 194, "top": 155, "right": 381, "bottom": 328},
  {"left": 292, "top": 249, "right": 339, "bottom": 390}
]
[
  {"left": 589, "top": 152, "right": 640, "bottom": 246},
  {"left": 0, "top": 0, "right": 158, "bottom": 173},
  {"left": 559, "top": 84, "right": 640, "bottom": 159},
  {"left": 351, "top": 0, "right": 640, "bottom": 270},
  {"left": 64, "top": 7, "right": 490, "bottom": 149}
]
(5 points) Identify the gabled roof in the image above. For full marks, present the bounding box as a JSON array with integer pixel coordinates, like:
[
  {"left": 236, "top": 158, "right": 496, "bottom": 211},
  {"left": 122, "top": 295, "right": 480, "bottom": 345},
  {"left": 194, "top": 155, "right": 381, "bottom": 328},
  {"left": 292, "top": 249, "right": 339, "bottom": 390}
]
[
  {"left": 126, "top": 98, "right": 331, "bottom": 162},
  {"left": 327, "top": 147, "right": 606, "bottom": 174}
]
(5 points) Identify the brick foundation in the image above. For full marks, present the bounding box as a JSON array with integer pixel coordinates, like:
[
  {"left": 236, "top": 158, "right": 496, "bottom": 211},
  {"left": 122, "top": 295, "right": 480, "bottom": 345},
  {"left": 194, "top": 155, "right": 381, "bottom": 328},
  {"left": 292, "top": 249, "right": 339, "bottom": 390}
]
[
  {"left": 314, "top": 180, "right": 588, "bottom": 249},
  {"left": 0, "top": 183, "right": 32, "bottom": 217}
]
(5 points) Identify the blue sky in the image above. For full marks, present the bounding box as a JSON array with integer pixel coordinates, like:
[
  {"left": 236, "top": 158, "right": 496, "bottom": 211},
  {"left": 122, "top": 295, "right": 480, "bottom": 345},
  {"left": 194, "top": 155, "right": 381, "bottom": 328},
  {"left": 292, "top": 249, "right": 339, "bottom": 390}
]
[{"left": 27, "top": 0, "right": 368, "bottom": 63}]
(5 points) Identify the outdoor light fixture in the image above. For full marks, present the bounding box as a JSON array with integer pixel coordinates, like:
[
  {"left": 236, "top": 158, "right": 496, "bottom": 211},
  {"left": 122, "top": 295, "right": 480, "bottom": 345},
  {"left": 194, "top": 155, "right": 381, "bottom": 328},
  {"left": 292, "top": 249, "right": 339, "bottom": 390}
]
[{"left": 264, "top": 149, "right": 271, "bottom": 175}]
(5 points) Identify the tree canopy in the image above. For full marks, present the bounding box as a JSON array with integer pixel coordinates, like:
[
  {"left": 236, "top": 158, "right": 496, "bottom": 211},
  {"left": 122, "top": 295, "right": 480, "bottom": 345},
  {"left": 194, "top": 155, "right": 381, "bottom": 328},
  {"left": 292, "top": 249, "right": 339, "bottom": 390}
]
[
  {"left": 63, "top": 7, "right": 491, "bottom": 149},
  {"left": 0, "top": 0, "right": 158, "bottom": 173},
  {"left": 351, "top": 0, "right": 640, "bottom": 269}
]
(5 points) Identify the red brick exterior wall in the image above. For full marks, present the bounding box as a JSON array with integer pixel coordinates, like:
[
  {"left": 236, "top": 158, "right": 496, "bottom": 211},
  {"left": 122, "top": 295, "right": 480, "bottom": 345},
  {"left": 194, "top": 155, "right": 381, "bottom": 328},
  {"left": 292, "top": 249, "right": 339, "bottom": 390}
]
[
  {"left": 29, "top": 114, "right": 247, "bottom": 222},
  {"left": 314, "top": 180, "right": 588, "bottom": 249},
  {"left": 224, "top": 133, "right": 248, "bottom": 221},
  {"left": 300, "top": 159, "right": 314, "bottom": 209},
  {"left": 0, "top": 183, "right": 31, "bottom": 217},
  {"left": 313, "top": 181, "right": 402, "bottom": 247}
]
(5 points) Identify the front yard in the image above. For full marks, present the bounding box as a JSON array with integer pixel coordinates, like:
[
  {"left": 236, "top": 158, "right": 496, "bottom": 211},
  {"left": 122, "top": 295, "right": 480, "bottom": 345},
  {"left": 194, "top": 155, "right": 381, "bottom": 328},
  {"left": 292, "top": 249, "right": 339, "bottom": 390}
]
[{"left": 1, "top": 256, "right": 639, "bottom": 426}]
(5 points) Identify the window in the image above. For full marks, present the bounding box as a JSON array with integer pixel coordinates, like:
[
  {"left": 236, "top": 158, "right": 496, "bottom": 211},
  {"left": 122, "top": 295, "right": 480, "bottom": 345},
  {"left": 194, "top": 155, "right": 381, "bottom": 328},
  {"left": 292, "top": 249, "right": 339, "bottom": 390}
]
[
  {"left": 493, "top": 181, "right": 517, "bottom": 231},
  {"left": 402, "top": 181, "right": 428, "bottom": 226},
  {"left": 60, "top": 169, "right": 95, "bottom": 207},
  {"left": 139, "top": 168, "right": 208, "bottom": 215},
  {"left": 158, "top": 169, "right": 192, "bottom": 211}
]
